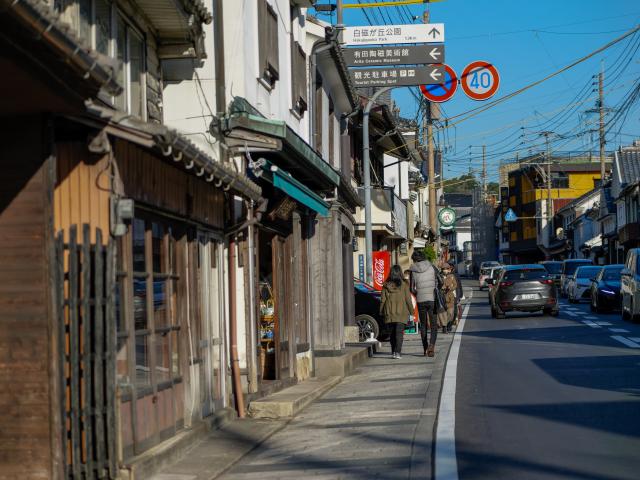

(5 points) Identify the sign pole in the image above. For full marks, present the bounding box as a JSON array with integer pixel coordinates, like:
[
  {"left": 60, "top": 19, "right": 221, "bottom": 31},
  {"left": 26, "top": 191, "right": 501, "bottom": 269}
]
[{"left": 364, "top": 86, "right": 392, "bottom": 284}]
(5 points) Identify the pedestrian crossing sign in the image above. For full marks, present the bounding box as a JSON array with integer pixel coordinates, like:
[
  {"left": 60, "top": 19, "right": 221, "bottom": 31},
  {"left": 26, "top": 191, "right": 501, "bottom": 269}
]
[{"left": 505, "top": 208, "right": 517, "bottom": 222}]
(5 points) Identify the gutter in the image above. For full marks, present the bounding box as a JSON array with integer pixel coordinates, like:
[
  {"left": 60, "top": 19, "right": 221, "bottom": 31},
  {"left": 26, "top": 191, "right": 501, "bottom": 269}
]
[{"left": 1, "top": 0, "right": 122, "bottom": 96}]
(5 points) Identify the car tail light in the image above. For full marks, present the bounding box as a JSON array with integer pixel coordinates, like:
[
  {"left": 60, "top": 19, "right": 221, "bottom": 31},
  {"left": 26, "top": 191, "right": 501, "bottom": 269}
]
[
  {"left": 499, "top": 281, "right": 514, "bottom": 287},
  {"left": 539, "top": 279, "right": 554, "bottom": 285}
]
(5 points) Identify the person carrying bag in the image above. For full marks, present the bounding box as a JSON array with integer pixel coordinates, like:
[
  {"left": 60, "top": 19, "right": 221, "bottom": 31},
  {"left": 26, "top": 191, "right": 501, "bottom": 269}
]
[
  {"left": 409, "top": 250, "right": 438, "bottom": 357},
  {"left": 380, "top": 265, "right": 414, "bottom": 359}
]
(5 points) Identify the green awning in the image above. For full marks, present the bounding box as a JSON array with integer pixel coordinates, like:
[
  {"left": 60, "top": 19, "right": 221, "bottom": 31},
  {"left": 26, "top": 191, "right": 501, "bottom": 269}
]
[
  {"left": 271, "top": 167, "right": 329, "bottom": 217},
  {"left": 222, "top": 98, "right": 340, "bottom": 192}
]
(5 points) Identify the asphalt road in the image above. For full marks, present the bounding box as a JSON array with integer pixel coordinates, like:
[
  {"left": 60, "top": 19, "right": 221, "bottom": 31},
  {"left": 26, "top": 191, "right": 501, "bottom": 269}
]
[{"left": 455, "top": 282, "right": 640, "bottom": 480}]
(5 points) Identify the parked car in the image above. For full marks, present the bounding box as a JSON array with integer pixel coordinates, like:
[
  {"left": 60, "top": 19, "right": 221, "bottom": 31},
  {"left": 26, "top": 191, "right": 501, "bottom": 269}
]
[
  {"left": 479, "top": 263, "right": 502, "bottom": 290},
  {"left": 488, "top": 266, "right": 504, "bottom": 305},
  {"left": 567, "top": 266, "right": 603, "bottom": 303},
  {"left": 490, "top": 264, "right": 558, "bottom": 318},
  {"left": 354, "top": 279, "right": 391, "bottom": 341},
  {"left": 590, "top": 264, "right": 624, "bottom": 312},
  {"left": 560, "top": 259, "right": 594, "bottom": 297},
  {"left": 540, "top": 261, "right": 563, "bottom": 288},
  {"left": 621, "top": 248, "right": 640, "bottom": 322}
]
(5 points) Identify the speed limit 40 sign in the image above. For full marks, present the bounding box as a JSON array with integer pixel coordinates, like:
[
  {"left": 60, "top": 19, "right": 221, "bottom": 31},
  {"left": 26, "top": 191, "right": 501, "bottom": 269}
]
[{"left": 461, "top": 61, "right": 500, "bottom": 101}]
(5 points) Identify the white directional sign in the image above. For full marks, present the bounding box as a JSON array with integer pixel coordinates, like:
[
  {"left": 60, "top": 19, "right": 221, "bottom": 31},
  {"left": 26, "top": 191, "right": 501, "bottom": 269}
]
[
  {"left": 343, "top": 45, "right": 445, "bottom": 67},
  {"left": 343, "top": 23, "right": 445, "bottom": 46},
  {"left": 349, "top": 65, "right": 445, "bottom": 88}
]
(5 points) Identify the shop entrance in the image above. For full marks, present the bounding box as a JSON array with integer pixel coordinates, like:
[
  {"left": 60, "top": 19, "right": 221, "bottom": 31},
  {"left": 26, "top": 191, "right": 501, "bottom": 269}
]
[{"left": 258, "top": 231, "right": 294, "bottom": 381}]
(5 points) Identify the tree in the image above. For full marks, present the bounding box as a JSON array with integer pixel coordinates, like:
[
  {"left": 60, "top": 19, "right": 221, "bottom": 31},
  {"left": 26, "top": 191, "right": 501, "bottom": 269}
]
[{"left": 443, "top": 174, "right": 478, "bottom": 193}]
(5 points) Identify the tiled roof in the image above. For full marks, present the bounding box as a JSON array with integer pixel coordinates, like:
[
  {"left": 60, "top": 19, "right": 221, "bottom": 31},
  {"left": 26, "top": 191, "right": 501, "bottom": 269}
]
[
  {"left": 1, "top": 0, "right": 121, "bottom": 95},
  {"left": 615, "top": 148, "right": 640, "bottom": 187},
  {"left": 443, "top": 193, "right": 473, "bottom": 207}
]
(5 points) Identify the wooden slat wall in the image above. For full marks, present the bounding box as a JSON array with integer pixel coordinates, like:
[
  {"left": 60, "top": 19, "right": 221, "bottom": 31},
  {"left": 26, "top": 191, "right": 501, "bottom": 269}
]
[
  {"left": 113, "top": 139, "right": 224, "bottom": 229},
  {"left": 0, "top": 116, "right": 54, "bottom": 479},
  {"left": 54, "top": 142, "right": 111, "bottom": 244}
]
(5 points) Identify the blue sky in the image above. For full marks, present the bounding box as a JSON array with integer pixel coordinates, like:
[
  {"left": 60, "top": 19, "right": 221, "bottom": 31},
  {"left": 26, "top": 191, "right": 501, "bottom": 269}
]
[{"left": 311, "top": 0, "right": 640, "bottom": 181}]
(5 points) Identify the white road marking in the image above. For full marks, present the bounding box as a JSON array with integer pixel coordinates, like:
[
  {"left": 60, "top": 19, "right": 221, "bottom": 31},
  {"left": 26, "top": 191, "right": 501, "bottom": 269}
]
[
  {"left": 630, "top": 338, "right": 640, "bottom": 343},
  {"left": 582, "top": 320, "right": 600, "bottom": 328},
  {"left": 565, "top": 311, "right": 578, "bottom": 317},
  {"left": 609, "top": 328, "right": 630, "bottom": 333},
  {"left": 610, "top": 336, "right": 640, "bottom": 348},
  {"left": 434, "top": 291, "right": 472, "bottom": 480},
  {"left": 584, "top": 316, "right": 599, "bottom": 320},
  {"left": 595, "top": 321, "right": 612, "bottom": 326}
]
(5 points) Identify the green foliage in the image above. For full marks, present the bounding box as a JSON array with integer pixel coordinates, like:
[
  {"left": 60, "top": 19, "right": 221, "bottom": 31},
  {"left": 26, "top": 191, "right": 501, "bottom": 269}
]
[
  {"left": 443, "top": 174, "right": 478, "bottom": 193},
  {"left": 423, "top": 245, "right": 437, "bottom": 263}
]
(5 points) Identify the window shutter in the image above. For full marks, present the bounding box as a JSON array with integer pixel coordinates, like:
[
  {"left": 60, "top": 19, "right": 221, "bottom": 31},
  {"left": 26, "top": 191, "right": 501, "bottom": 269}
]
[
  {"left": 266, "top": 2, "right": 279, "bottom": 81},
  {"left": 291, "top": 41, "right": 307, "bottom": 114},
  {"left": 258, "top": 0, "right": 268, "bottom": 80}
]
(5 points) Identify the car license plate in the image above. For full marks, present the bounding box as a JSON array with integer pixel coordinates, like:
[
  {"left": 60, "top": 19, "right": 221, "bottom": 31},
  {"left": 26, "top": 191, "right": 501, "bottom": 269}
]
[{"left": 519, "top": 294, "right": 538, "bottom": 300}]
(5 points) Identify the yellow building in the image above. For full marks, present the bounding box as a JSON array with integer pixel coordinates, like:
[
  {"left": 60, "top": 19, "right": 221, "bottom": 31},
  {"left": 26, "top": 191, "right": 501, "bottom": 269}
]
[{"left": 504, "top": 160, "right": 610, "bottom": 263}]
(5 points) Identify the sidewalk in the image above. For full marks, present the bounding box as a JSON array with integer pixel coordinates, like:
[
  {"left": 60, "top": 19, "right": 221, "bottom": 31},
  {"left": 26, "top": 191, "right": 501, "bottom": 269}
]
[{"left": 151, "top": 327, "right": 455, "bottom": 480}]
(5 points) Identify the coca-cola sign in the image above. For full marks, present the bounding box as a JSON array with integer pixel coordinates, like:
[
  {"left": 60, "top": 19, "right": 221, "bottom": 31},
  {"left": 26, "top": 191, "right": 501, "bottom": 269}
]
[{"left": 372, "top": 251, "right": 391, "bottom": 291}]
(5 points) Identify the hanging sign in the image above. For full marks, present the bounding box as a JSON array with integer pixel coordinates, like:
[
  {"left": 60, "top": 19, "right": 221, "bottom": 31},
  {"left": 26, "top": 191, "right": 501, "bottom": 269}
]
[
  {"left": 419, "top": 64, "right": 458, "bottom": 103},
  {"left": 343, "top": 45, "right": 445, "bottom": 67},
  {"left": 349, "top": 65, "right": 445, "bottom": 88},
  {"left": 438, "top": 207, "right": 457, "bottom": 229},
  {"left": 460, "top": 61, "right": 501, "bottom": 101},
  {"left": 343, "top": 23, "right": 445, "bottom": 46},
  {"left": 372, "top": 250, "right": 391, "bottom": 291}
]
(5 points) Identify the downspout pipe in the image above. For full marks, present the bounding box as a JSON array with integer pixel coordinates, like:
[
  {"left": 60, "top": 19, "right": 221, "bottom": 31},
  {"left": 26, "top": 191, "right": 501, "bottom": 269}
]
[
  {"left": 246, "top": 202, "right": 258, "bottom": 393},
  {"left": 363, "top": 87, "right": 392, "bottom": 284}
]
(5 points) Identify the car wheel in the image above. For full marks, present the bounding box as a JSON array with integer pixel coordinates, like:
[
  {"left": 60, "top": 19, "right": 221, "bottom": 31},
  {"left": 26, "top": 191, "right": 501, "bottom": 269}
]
[
  {"left": 355, "top": 314, "right": 380, "bottom": 342},
  {"left": 543, "top": 307, "right": 559, "bottom": 317}
]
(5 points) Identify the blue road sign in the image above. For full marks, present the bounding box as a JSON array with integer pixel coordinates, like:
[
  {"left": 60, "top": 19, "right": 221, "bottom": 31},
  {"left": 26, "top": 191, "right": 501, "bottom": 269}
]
[{"left": 505, "top": 208, "right": 517, "bottom": 222}]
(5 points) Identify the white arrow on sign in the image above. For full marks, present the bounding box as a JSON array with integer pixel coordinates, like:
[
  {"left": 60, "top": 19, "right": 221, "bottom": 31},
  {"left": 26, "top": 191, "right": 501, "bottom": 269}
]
[
  {"left": 429, "top": 47, "right": 442, "bottom": 61},
  {"left": 430, "top": 69, "right": 442, "bottom": 81}
]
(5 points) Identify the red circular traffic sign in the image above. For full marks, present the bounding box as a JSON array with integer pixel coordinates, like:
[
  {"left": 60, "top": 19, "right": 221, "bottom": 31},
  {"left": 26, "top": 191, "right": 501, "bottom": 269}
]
[
  {"left": 460, "top": 61, "right": 500, "bottom": 101},
  {"left": 419, "top": 64, "right": 458, "bottom": 103}
]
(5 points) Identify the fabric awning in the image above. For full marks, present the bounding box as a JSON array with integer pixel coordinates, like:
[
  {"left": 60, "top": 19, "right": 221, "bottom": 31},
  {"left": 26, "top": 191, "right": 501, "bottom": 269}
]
[{"left": 269, "top": 165, "right": 329, "bottom": 216}]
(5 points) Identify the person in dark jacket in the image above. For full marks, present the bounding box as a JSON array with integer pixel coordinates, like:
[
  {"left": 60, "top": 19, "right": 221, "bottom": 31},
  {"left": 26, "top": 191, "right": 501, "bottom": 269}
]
[
  {"left": 380, "top": 265, "right": 414, "bottom": 359},
  {"left": 409, "top": 249, "right": 439, "bottom": 357},
  {"left": 447, "top": 259, "right": 464, "bottom": 332}
]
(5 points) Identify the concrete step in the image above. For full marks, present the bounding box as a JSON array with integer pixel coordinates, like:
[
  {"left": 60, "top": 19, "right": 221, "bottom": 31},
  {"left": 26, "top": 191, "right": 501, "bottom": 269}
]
[
  {"left": 247, "top": 376, "right": 341, "bottom": 419},
  {"left": 316, "top": 345, "right": 373, "bottom": 378}
]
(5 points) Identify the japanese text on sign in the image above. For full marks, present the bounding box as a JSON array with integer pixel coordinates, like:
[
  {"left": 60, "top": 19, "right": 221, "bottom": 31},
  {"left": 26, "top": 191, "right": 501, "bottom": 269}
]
[{"left": 343, "top": 23, "right": 445, "bottom": 46}]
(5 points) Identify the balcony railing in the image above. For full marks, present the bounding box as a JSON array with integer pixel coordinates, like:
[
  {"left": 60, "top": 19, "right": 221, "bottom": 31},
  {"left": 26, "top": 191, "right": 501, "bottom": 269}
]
[{"left": 356, "top": 187, "right": 408, "bottom": 239}]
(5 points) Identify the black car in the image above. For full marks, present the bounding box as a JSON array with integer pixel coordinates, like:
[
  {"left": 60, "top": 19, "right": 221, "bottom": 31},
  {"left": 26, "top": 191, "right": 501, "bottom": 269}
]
[
  {"left": 490, "top": 264, "right": 559, "bottom": 318},
  {"left": 590, "top": 264, "right": 624, "bottom": 313},
  {"left": 540, "top": 261, "right": 563, "bottom": 288},
  {"left": 354, "top": 279, "right": 391, "bottom": 341}
]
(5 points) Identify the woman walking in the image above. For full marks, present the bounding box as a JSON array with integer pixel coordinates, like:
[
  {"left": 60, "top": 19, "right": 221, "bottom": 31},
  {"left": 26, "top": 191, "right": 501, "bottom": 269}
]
[
  {"left": 442, "top": 262, "right": 459, "bottom": 333},
  {"left": 380, "top": 265, "right": 414, "bottom": 359}
]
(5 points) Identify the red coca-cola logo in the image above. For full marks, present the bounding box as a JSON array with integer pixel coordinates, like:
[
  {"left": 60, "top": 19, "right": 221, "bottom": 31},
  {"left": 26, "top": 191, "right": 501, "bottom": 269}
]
[{"left": 374, "top": 258, "right": 385, "bottom": 287}]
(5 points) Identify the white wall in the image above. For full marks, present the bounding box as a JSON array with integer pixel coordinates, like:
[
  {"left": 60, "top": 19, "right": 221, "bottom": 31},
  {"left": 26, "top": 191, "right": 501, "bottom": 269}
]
[
  {"left": 383, "top": 153, "right": 409, "bottom": 200},
  {"left": 223, "top": 0, "right": 309, "bottom": 141},
  {"left": 161, "top": 9, "right": 219, "bottom": 159}
]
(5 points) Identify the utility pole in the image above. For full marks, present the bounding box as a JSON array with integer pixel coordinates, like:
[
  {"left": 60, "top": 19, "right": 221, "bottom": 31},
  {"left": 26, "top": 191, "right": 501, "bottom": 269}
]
[
  {"left": 482, "top": 144, "right": 487, "bottom": 201},
  {"left": 427, "top": 103, "right": 437, "bottom": 238},
  {"left": 545, "top": 133, "right": 552, "bottom": 223},
  {"left": 598, "top": 67, "right": 606, "bottom": 184}
]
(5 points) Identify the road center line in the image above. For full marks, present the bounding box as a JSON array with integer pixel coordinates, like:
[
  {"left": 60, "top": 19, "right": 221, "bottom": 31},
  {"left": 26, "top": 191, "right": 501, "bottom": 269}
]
[
  {"left": 610, "top": 336, "right": 640, "bottom": 348},
  {"left": 582, "top": 320, "right": 600, "bottom": 328},
  {"left": 434, "top": 295, "right": 472, "bottom": 480}
]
